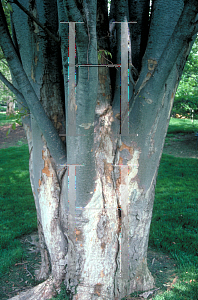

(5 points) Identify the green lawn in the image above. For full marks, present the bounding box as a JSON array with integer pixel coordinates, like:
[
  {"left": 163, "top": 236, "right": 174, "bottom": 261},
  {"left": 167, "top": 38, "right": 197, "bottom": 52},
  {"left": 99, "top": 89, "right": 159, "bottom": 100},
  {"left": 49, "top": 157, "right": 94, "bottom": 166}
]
[
  {"left": 0, "top": 145, "right": 37, "bottom": 277},
  {"left": 150, "top": 154, "right": 198, "bottom": 300},
  {"left": 0, "top": 105, "right": 6, "bottom": 112},
  {"left": 0, "top": 111, "right": 18, "bottom": 126},
  {"left": 168, "top": 117, "right": 198, "bottom": 134}
]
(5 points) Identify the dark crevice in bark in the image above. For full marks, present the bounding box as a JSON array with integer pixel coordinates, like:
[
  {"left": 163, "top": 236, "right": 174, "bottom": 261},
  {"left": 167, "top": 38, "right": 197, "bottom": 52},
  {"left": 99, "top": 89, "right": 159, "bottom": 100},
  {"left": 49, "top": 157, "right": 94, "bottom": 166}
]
[
  {"left": 100, "top": 177, "right": 106, "bottom": 209},
  {"left": 36, "top": 220, "right": 51, "bottom": 281},
  {"left": 97, "top": 0, "right": 109, "bottom": 50},
  {"left": 129, "top": 0, "right": 150, "bottom": 72},
  {"left": 114, "top": 240, "right": 120, "bottom": 297},
  {"left": 63, "top": 0, "right": 88, "bottom": 39}
]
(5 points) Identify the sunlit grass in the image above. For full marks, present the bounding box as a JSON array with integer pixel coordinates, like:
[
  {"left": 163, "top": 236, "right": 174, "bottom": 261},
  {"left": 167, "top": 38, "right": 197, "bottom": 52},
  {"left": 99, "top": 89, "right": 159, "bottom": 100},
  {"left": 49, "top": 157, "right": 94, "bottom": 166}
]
[
  {"left": 168, "top": 117, "right": 198, "bottom": 134},
  {"left": 0, "top": 145, "right": 37, "bottom": 277},
  {"left": 0, "top": 111, "right": 17, "bottom": 126},
  {"left": 149, "top": 154, "right": 198, "bottom": 299}
]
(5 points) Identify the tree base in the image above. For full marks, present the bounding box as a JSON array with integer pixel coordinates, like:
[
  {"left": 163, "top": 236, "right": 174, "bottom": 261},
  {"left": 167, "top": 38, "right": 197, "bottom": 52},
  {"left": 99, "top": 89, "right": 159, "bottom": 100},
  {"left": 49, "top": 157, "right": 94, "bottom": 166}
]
[{"left": 9, "top": 277, "right": 58, "bottom": 300}]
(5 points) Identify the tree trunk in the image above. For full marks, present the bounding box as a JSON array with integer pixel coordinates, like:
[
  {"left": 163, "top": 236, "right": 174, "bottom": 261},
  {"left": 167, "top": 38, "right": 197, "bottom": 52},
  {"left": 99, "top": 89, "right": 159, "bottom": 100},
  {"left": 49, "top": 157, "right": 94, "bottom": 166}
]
[{"left": 6, "top": 96, "right": 15, "bottom": 115}]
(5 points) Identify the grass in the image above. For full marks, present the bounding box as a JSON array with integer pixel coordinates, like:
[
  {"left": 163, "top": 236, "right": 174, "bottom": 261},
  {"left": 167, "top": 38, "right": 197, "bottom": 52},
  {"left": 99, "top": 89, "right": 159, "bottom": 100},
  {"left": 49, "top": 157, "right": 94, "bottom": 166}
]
[
  {"left": 0, "top": 145, "right": 37, "bottom": 278},
  {"left": 167, "top": 117, "right": 198, "bottom": 134},
  {"left": 0, "top": 111, "right": 18, "bottom": 126},
  {"left": 149, "top": 154, "right": 198, "bottom": 299},
  {"left": 0, "top": 106, "right": 6, "bottom": 112}
]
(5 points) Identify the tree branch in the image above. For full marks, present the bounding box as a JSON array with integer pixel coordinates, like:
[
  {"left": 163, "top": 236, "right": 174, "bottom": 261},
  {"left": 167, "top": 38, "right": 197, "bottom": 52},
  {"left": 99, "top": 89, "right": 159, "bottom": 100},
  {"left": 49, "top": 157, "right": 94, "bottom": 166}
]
[
  {"left": 0, "top": 71, "right": 29, "bottom": 110},
  {"left": 0, "top": 2, "right": 66, "bottom": 167},
  {"left": 10, "top": 0, "right": 60, "bottom": 43},
  {"left": 63, "top": 0, "right": 88, "bottom": 39},
  {"left": 134, "top": 0, "right": 198, "bottom": 100},
  {"left": 154, "top": 0, "right": 198, "bottom": 88},
  {"left": 63, "top": 0, "right": 83, "bottom": 22}
]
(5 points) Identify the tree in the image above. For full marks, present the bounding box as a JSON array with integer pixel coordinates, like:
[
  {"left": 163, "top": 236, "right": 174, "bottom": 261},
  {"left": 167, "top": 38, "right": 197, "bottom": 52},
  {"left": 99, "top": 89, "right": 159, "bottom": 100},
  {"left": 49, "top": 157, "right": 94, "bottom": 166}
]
[
  {"left": 0, "top": 48, "right": 16, "bottom": 114},
  {"left": 172, "top": 35, "right": 198, "bottom": 119},
  {"left": 0, "top": 2, "right": 16, "bottom": 114},
  {"left": 0, "top": 0, "right": 198, "bottom": 299}
]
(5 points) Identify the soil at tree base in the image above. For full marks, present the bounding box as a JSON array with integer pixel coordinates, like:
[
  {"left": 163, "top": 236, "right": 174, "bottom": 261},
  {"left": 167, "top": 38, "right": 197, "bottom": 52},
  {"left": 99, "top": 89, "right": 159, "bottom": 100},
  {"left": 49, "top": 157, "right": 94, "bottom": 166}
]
[
  {"left": 1, "top": 124, "right": 198, "bottom": 159},
  {"left": 0, "top": 232, "right": 178, "bottom": 300},
  {"left": 0, "top": 124, "right": 27, "bottom": 149}
]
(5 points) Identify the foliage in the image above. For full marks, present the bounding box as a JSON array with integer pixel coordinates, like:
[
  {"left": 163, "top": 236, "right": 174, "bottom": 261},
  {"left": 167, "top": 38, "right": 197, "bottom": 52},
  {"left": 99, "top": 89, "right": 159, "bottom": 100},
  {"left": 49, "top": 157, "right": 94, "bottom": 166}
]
[
  {"left": 0, "top": 58, "right": 15, "bottom": 106},
  {"left": 0, "top": 144, "right": 37, "bottom": 277},
  {"left": 0, "top": 51, "right": 16, "bottom": 114},
  {"left": 0, "top": 111, "right": 17, "bottom": 126},
  {"left": 0, "top": 2, "right": 15, "bottom": 110},
  {"left": 1, "top": 0, "right": 13, "bottom": 12},
  {"left": 97, "top": 48, "right": 112, "bottom": 64},
  {"left": 0, "top": 111, "right": 26, "bottom": 136},
  {"left": 172, "top": 35, "right": 198, "bottom": 119}
]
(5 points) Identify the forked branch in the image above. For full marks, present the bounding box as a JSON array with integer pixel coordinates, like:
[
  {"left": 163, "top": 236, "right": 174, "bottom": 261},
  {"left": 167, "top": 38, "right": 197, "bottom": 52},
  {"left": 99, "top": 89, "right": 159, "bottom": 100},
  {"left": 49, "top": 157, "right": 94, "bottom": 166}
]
[{"left": 10, "top": 0, "right": 60, "bottom": 43}]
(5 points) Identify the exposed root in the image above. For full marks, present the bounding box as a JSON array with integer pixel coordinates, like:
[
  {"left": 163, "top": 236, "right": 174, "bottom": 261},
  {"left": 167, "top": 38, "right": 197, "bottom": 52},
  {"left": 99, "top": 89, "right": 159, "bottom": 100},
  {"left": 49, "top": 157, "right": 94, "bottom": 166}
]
[{"left": 9, "top": 277, "right": 59, "bottom": 300}]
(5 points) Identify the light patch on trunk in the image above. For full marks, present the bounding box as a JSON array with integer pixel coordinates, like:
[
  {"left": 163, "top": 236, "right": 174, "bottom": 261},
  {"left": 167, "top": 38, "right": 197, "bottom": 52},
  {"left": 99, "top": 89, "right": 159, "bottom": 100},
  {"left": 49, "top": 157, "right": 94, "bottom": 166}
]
[
  {"left": 38, "top": 147, "right": 67, "bottom": 281},
  {"left": 32, "top": 7, "right": 40, "bottom": 34},
  {"left": 71, "top": 178, "right": 119, "bottom": 299},
  {"left": 147, "top": 59, "right": 157, "bottom": 71},
  {"left": 146, "top": 112, "right": 161, "bottom": 156},
  {"left": 168, "top": 91, "right": 176, "bottom": 117},
  {"left": 35, "top": 55, "right": 38, "bottom": 65},
  {"left": 41, "top": 150, "right": 53, "bottom": 177},
  {"left": 145, "top": 98, "right": 153, "bottom": 104},
  {"left": 137, "top": 72, "right": 151, "bottom": 94},
  {"left": 119, "top": 142, "right": 133, "bottom": 155},
  {"left": 31, "top": 66, "right": 36, "bottom": 82},
  {"left": 79, "top": 122, "right": 94, "bottom": 129},
  {"left": 127, "top": 149, "right": 142, "bottom": 198}
]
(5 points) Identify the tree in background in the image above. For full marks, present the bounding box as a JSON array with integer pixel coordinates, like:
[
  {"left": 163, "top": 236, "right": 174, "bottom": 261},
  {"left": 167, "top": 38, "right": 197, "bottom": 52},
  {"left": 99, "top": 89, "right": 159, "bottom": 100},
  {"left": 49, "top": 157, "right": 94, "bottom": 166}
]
[
  {"left": 0, "top": 0, "right": 198, "bottom": 299},
  {"left": 0, "top": 3, "right": 16, "bottom": 114},
  {"left": 0, "top": 48, "right": 16, "bottom": 114},
  {"left": 172, "top": 35, "right": 198, "bottom": 120}
]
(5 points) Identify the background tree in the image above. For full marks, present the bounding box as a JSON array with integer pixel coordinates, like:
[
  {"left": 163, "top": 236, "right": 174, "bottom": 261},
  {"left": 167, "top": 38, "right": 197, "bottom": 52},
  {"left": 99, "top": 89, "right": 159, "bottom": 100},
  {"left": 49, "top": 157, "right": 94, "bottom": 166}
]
[
  {"left": 0, "top": 2, "right": 16, "bottom": 114},
  {"left": 0, "top": 0, "right": 198, "bottom": 299},
  {"left": 172, "top": 36, "right": 198, "bottom": 120},
  {"left": 0, "top": 48, "right": 16, "bottom": 114}
]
